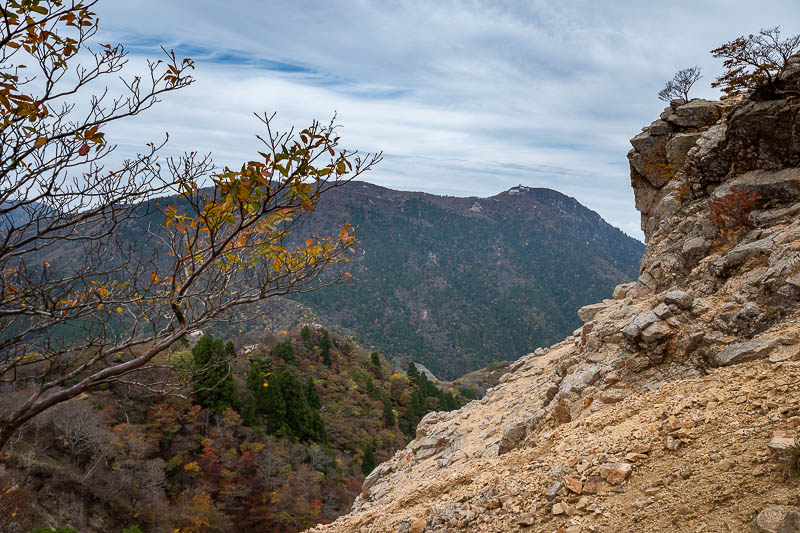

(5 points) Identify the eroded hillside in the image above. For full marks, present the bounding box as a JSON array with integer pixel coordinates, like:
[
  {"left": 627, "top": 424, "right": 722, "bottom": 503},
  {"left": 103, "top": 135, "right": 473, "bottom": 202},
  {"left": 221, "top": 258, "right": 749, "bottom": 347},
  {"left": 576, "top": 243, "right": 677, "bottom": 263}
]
[{"left": 309, "top": 66, "right": 800, "bottom": 532}]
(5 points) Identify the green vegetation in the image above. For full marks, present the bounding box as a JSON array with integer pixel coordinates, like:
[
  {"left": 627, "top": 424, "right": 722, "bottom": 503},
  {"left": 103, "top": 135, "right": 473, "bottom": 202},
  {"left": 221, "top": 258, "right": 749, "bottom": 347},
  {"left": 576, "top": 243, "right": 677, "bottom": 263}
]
[
  {"left": 192, "top": 335, "right": 240, "bottom": 413},
  {"left": 361, "top": 444, "right": 377, "bottom": 476},
  {"left": 294, "top": 186, "right": 643, "bottom": 379}
]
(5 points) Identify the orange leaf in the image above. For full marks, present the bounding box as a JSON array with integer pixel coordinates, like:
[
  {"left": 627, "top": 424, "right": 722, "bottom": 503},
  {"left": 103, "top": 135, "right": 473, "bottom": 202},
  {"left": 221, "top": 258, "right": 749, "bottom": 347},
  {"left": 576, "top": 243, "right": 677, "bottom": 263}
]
[{"left": 78, "top": 143, "right": 90, "bottom": 156}]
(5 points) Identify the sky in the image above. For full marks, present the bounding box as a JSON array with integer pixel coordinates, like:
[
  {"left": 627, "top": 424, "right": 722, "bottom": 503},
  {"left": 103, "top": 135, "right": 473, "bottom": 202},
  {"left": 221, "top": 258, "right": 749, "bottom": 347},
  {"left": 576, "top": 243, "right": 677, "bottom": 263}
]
[{"left": 92, "top": 1, "right": 800, "bottom": 240}]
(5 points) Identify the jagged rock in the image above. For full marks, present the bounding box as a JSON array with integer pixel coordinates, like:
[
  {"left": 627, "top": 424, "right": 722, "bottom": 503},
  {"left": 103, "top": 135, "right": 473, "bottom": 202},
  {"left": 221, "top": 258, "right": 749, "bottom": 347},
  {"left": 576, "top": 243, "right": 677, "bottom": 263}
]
[
  {"left": 767, "top": 435, "right": 797, "bottom": 452},
  {"left": 578, "top": 302, "right": 607, "bottom": 322},
  {"left": 622, "top": 311, "right": 662, "bottom": 341},
  {"left": 629, "top": 131, "right": 670, "bottom": 188},
  {"left": 545, "top": 481, "right": 563, "bottom": 500},
  {"left": 664, "top": 290, "right": 694, "bottom": 309},
  {"left": 751, "top": 506, "right": 800, "bottom": 533},
  {"left": 363, "top": 461, "right": 394, "bottom": 493},
  {"left": 563, "top": 475, "right": 582, "bottom": 494},
  {"left": 498, "top": 418, "right": 528, "bottom": 455},
  {"left": 416, "top": 411, "right": 444, "bottom": 438},
  {"left": 712, "top": 337, "right": 783, "bottom": 366},
  {"left": 713, "top": 237, "right": 774, "bottom": 274},
  {"left": 641, "top": 321, "right": 671, "bottom": 343},
  {"left": 597, "top": 462, "right": 632, "bottom": 485},
  {"left": 613, "top": 282, "right": 636, "bottom": 299},
  {"left": 724, "top": 100, "right": 800, "bottom": 173},
  {"left": 559, "top": 363, "right": 601, "bottom": 394},
  {"left": 715, "top": 168, "right": 800, "bottom": 205},
  {"left": 682, "top": 236, "right": 710, "bottom": 258},
  {"left": 552, "top": 502, "right": 568, "bottom": 515},
  {"left": 667, "top": 132, "right": 701, "bottom": 170},
  {"left": 665, "top": 99, "right": 721, "bottom": 128}
]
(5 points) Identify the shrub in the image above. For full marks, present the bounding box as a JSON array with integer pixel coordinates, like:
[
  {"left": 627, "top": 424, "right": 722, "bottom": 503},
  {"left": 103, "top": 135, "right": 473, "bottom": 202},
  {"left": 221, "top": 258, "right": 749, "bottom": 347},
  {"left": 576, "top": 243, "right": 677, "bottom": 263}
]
[{"left": 710, "top": 189, "right": 761, "bottom": 231}]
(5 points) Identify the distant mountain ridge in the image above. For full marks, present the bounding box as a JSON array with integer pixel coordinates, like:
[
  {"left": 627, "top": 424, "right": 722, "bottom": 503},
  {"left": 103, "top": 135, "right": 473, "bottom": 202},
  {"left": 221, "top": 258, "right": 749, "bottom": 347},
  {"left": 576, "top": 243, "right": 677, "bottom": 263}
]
[{"left": 292, "top": 182, "right": 644, "bottom": 379}]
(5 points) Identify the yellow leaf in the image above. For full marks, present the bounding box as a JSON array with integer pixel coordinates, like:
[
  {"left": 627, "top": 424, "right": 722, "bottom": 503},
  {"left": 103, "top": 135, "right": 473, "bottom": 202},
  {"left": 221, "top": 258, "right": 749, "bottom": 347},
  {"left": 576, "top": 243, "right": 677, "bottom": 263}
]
[{"left": 116, "top": 307, "right": 123, "bottom": 314}]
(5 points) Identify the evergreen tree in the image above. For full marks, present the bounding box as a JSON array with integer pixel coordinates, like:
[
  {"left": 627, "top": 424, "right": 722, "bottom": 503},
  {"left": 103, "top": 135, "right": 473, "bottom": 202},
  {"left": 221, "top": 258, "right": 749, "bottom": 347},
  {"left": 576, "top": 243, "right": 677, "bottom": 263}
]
[
  {"left": 371, "top": 352, "right": 381, "bottom": 366},
  {"left": 277, "top": 367, "right": 314, "bottom": 441},
  {"left": 192, "top": 335, "right": 240, "bottom": 413},
  {"left": 242, "top": 395, "right": 257, "bottom": 427},
  {"left": 263, "top": 372, "right": 287, "bottom": 434},
  {"left": 407, "top": 361, "right": 420, "bottom": 383},
  {"left": 361, "top": 443, "right": 376, "bottom": 476},
  {"left": 310, "top": 411, "right": 328, "bottom": 444},
  {"left": 271, "top": 339, "right": 295, "bottom": 363},
  {"left": 305, "top": 376, "right": 321, "bottom": 409},
  {"left": 245, "top": 360, "right": 271, "bottom": 425},
  {"left": 320, "top": 329, "right": 332, "bottom": 367},
  {"left": 382, "top": 396, "right": 395, "bottom": 427},
  {"left": 301, "top": 325, "right": 312, "bottom": 343}
]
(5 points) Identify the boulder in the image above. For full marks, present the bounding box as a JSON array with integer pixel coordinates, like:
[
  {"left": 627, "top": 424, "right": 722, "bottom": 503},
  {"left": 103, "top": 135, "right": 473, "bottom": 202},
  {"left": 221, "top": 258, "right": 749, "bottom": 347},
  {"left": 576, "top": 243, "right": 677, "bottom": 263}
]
[
  {"left": 767, "top": 436, "right": 797, "bottom": 452},
  {"left": 641, "top": 321, "right": 671, "bottom": 343},
  {"left": 559, "top": 363, "right": 601, "bottom": 394},
  {"left": 751, "top": 505, "right": 800, "bottom": 533},
  {"left": 597, "top": 462, "right": 633, "bottom": 485},
  {"left": 712, "top": 337, "right": 783, "bottom": 366},
  {"left": 613, "top": 282, "right": 636, "bottom": 299},
  {"left": 578, "top": 302, "right": 607, "bottom": 322},
  {"left": 664, "top": 290, "right": 694, "bottom": 309},
  {"left": 682, "top": 236, "right": 711, "bottom": 258},
  {"left": 498, "top": 418, "right": 528, "bottom": 455},
  {"left": 666, "top": 99, "right": 721, "bottom": 128}
]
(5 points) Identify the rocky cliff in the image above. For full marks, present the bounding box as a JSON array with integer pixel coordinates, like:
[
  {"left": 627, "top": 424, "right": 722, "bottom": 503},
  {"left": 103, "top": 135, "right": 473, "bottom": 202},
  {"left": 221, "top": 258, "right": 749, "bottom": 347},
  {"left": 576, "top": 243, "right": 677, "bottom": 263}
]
[{"left": 308, "top": 85, "right": 800, "bottom": 532}]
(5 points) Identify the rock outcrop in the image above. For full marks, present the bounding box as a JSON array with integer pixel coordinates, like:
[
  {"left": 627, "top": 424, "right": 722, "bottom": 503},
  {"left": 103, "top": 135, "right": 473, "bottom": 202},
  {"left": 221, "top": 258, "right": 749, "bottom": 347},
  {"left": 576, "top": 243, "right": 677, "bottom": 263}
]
[{"left": 309, "top": 88, "right": 800, "bottom": 532}]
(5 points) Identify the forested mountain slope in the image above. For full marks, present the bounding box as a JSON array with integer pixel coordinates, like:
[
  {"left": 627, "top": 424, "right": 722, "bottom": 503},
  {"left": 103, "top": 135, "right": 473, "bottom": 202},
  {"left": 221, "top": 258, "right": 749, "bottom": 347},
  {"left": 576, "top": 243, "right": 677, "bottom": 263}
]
[{"left": 294, "top": 183, "right": 644, "bottom": 378}]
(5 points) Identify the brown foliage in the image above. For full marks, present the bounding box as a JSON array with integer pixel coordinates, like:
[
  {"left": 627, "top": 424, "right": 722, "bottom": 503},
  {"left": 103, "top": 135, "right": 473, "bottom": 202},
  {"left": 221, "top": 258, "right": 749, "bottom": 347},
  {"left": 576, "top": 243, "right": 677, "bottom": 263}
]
[
  {"left": 710, "top": 189, "right": 761, "bottom": 232},
  {"left": 711, "top": 26, "right": 800, "bottom": 97}
]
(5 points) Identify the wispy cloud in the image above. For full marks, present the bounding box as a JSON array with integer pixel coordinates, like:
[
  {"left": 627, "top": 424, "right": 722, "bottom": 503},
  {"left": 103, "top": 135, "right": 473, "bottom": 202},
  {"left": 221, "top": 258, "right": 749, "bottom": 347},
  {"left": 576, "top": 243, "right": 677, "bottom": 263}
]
[{"left": 91, "top": 0, "right": 800, "bottom": 240}]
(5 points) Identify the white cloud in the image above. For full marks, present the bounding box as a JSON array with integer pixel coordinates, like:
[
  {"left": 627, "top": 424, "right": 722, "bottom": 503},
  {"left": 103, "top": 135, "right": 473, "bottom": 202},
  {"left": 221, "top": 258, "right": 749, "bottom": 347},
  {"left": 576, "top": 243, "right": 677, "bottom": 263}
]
[{"left": 90, "top": 0, "right": 800, "bottom": 240}]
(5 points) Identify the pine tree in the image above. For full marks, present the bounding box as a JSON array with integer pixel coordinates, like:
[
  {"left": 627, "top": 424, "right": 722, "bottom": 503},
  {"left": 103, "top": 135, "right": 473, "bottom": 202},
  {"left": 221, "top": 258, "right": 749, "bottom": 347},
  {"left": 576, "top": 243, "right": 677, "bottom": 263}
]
[
  {"left": 271, "top": 339, "right": 295, "bottom": 363},
  {"left": 305, "top": 376, "right": 321, "bottom": 409},
  {"left": 301, "top": 325, "right": 312, "bottom": 343},
  {"left": 277, "top": 367, "right": 314, "bottom": 441},
  {"left": 242, "top": 395, "right": 257, "bottom": 427},
  {"left": 263, "top": 372, "right": 287, "bottom": 434},
  {"left": 245, "top": 360, "right": 272, "bottom": 425},
  {"left": 320, "top": 329, "right": 332, "bottom": 367},
  {"left": 382, "top": 396, "right": 395, "bottom": 427},
  {"left": 371, "top": 352, "right": 381, "bottom": 366},
  {"left": 407, "top": 361, "right": 420, "bottom": 383},
  {"left": 310, "top": 411, "right": 328, "bottom": 444},
  {"left": 192, "top": 335, "right": 240, "bottom": 413},
  {"left": 361, "top": 443, "right": 376, "bottom": 476}
]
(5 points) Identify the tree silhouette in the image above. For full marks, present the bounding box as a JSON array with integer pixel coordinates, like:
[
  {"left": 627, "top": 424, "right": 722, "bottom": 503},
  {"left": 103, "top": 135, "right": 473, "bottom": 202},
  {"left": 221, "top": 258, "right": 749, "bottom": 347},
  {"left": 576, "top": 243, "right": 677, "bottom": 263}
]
[{"left": 658, "top": 66, "right": 702, "bottom": 102}]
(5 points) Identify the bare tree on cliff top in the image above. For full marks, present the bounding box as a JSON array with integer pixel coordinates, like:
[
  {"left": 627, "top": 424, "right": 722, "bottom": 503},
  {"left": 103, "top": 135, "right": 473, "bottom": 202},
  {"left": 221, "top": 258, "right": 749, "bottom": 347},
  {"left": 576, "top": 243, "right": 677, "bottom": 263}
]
[
  {"left": 0, "top": 0, "right": 381, "bottom": 449},
  {"left": 658, "top": 66, "right": 703, "bottom": 102},
  {"left": 711, "top": 26, "right": 800, "bottom": 97}
]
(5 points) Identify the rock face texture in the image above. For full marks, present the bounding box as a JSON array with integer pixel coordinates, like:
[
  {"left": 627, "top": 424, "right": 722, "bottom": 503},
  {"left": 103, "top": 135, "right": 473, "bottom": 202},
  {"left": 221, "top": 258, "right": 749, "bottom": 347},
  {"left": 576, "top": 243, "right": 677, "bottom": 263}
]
[{"left": 309, "top": 90, "right": 800, "bottom": 532}]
